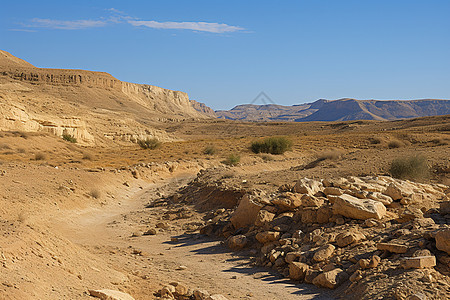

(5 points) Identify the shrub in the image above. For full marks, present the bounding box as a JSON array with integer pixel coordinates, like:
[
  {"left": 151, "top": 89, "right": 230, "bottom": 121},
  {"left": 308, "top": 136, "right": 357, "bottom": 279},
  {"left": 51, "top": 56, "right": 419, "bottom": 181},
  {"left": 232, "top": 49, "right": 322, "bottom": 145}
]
[
  {"left": 62, "top": 133, "right": 77, "bottom": 143},
  {"left": 34, "top": 152, "right": 46, "bottom": 160},
  {"left": 251, "top": 137, "right": 293, "bottom": 155},
  {"left": 82, "top": 152, "right": 93, "bottom": 160},
  {"left": 368, "top": 137, "right": 381, "bottom": 144},
  {"left": 389, "top": 155, "right": 429, "bottom": 180},
  {"left": 203, "top": 145, "right": 217, "bottom": 155},
  {"left": 317, "top": 149, "right": 343, "bottom": 161},
  {"left": 224, "top": 153, "right": 240, "bottom": 166},
  {"left": 138, "top": 138, "right": 161, "bottom": 150},
  {"left": 388, "top": 140, "right": 402, "bottom": 149},
  {"left": 90, "top": 189, "right": 101, "bottom": 199}
]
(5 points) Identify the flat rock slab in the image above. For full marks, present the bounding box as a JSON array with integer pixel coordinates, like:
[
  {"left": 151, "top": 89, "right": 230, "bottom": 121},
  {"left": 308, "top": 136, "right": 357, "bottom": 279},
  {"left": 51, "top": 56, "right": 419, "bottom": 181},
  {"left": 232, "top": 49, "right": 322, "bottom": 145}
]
[
  {"left": 331, "top": 194, "right": 386, "bottom": 220},
  {"left": 376, "top": 242, "right": 408, "bottom": 253},
  {"left": 401, "top": 256, "right": 436, "bottom": 269},
  {"left": 89, "top": 289, "right": 135, "bottom": 300}
]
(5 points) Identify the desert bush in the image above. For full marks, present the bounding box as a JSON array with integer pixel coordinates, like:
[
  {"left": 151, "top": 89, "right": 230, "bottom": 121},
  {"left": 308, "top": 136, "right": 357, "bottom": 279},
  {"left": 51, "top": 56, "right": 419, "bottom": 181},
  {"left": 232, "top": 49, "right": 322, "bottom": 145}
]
[
  {"left": 388, "top": 140, "right": 402, "bottom": 149},
  {"left": 251, "top": 137, "right": 293, "bottom": 155},
  {"left": 203, "top": 145, "right": 217, "bottom": 155},
  {"left": 224, "top": 153, "right": 240, "bottom": 166},
  {"left": 368, "top": 137, "right": 381, "bottom": 144},
  {"left": 389, "top": 155, "right": 429, "bottom": 180},
  {"left": 138, "top": 138, "right": 161, "bottom": 150},
  {"left": 62, "top": 133, "right": 77, "bottom": 143},
  {"left": 34, "top": 152, "right": 46, "bottom": 160},
  {"left": 430, "top": 138, "right": 448, "bottom": 146},
  {"left": 82, "top": 152, "right": 93, "bottom": 160},
  {"left": 317, "top": 149, "right": 343, "bottom": 161},
  {"left": 90, "top": 189, "right": 101, "bottom": 199}
]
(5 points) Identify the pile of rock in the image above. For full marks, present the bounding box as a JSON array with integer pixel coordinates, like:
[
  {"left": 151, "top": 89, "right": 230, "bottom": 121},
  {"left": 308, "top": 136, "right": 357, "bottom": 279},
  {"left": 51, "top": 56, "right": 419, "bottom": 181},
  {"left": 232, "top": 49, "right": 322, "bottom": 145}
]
[
  {"left": 200, "top": 176, "right": 450, "bottom": 299},
  {"left": 156, "top": 282, "right": 228, "bottom": 300}
]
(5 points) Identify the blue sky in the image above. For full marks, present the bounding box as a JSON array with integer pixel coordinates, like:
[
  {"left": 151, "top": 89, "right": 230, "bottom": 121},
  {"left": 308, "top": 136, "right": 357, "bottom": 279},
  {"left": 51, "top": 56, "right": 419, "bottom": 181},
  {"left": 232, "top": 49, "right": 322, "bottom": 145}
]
[{"left": 1, "top": 1, "right": 449, "bottom": 110}]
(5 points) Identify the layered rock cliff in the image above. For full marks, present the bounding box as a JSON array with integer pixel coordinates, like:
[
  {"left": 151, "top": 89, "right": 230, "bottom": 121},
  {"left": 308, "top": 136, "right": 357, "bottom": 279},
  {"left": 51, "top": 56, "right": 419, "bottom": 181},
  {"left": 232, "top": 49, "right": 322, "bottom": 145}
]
[{"left": 0, "top": 50, "right": 212, "bottom": 145}]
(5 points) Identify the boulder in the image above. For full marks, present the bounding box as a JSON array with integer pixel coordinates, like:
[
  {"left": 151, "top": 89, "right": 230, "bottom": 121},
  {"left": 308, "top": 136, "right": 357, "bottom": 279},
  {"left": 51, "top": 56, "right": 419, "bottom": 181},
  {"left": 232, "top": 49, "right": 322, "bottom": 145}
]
[
  {"left": 230, "top": 195, "right": 263, "bottom": 229},
  {"left": 207, "top": 295, "right": 229, "bottom": 300},
  {"left": 254, "top": 210, "right": 275, "bottom": 226},
  {"left": 255, "top": 231, "right": 280, "bottom": 244},
  {"left": 313, "top": 244, "right": 335, "bottom": 262},
  {"left": 336, "top": 231, "right": 365, "bottom": 247},
  {"left": 367, "top": 192, "right": 393, "bottom": 205},
  {"left": 193, "top": 289, "right": 210, "bottom": 300},
  {"left": 301, "top": 194, "right": 325, "bottom": 207},
  {"left": 435, "top": 229, "right": 450, "bottom": 255},
  {"left": 383, "top": 183, "right": 403, "bottom": 200},
  {"left": 271, "top": 192, "right": 302, "bottom": 210},
  {"left": 331, "top": 194, "right": 386, "bottom": 220},
  {"left": 312, "top": 268, "right": 348, "bottom": 289},
  {"left": 440, "top": 201, "right": 450, "bottom": 215},
  {"left": 323, "top": 187, "right": 343, "bottom": 196},
  {"left": 401, "top": 256, "right": 436, "bottom": 269},
  {"left": 89, "top": 289, "right": 135, "bottom": 300},
  {"left": 293, "top": 178, "right": 323, "bottom": 195},
  {"left": 289, "top": 262, "right": 309, "bottom": 281},
  {"left": 227, "top": 235, "right": 247, "bottom": 250}
]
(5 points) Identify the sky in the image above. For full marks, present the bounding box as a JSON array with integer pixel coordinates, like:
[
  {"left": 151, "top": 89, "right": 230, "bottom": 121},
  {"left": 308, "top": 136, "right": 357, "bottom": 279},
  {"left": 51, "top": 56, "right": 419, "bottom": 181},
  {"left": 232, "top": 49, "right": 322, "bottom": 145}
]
[{"left": 1, "top": 0, "right": 449, "bottom": 110}]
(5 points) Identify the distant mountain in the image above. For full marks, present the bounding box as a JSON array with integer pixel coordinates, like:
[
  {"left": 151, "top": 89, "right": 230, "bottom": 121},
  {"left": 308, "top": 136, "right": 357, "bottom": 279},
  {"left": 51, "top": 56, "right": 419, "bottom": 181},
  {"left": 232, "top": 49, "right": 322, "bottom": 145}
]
[{"left": 214, "top": 98, "right": 450, "bottom": 122}]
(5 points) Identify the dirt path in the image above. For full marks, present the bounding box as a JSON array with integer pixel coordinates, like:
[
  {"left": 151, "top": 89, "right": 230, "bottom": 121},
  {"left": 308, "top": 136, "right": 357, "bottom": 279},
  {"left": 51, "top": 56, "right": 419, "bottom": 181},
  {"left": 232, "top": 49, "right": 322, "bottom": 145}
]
[{"left": 54, "top": 172, "right": 334, "bottom": 300}]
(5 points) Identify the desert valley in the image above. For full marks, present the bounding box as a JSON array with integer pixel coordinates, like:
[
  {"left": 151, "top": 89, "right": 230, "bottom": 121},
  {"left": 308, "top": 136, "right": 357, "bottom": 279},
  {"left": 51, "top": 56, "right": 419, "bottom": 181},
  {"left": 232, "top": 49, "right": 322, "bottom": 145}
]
[{"left": 0, "top": 49, "right": 449, "bottom": 300}]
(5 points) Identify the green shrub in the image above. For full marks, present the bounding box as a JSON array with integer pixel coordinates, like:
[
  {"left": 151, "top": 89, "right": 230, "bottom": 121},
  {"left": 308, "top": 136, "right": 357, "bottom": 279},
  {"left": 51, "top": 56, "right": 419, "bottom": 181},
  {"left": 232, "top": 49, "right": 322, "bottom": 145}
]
[
  {"left": 203, "top": 145, "right": 217, "bottom": 155},
  {"left": 224, "top": 153, "right": 240, "bottom": 166},
  {"left": 138, "top": 138, "right": 161, "bottom": 150},
  {"left": 251, "top": 137, "right": 293, "bottom": 155},
  {"left": 389, "top": 155, "right": 429, "bottom": 180},
  {"left": 62, "top": 133, "right": 77, "bottom": 143}
]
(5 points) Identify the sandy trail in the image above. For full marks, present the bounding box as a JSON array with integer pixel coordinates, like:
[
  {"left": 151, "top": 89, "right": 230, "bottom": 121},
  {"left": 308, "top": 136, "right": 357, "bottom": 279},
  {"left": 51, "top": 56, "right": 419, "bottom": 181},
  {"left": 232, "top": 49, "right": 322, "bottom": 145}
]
[{"left": 53, "top": 172, "right": 334, "bottom": 300}]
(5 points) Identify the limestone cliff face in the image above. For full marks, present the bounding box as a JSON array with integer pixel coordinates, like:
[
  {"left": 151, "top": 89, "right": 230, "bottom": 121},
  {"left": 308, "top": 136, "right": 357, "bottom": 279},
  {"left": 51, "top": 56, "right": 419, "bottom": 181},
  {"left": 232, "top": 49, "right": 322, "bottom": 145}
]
[
  {"left": 190, "top": 100, "right": 217, "bottom": 118},
  {"left": 0, "top": 50, "right": 210, "bottom": 145}
]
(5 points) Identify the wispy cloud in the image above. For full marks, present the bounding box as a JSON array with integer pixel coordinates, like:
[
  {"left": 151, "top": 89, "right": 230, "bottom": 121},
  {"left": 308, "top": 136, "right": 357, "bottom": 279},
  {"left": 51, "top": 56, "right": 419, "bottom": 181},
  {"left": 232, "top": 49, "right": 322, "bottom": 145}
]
[
  {"left": 128, "top": 20, "right": 243, "bottom": 33},
  {"left": 29, "top": 18, "right": 107, "bottom": 30},
  {"left": 19, "top": 9, "right": 245, "bottom": 34}
]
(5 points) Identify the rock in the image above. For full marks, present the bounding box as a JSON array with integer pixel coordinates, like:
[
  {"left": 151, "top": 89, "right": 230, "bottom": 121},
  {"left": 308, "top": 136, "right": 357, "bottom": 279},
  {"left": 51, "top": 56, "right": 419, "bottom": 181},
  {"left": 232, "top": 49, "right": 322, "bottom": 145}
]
[
  {"left": 364, "top": 219, "right": 379, "bottom": 227},
  {"left": 316, "top": 207, "right": 332, "bottom": 224},
  {"left": 300, "top": 208, "right": 318, "bottom": 224},
  {"left": 440, "top": 201, "right": 450, "bottom": 215},
  {"left": 383, "top": 183, "right": 403, "bottom": 200},
  {"left": 255, "top": 231, "right": 280, "bottom": 244},
  {"left": 301, "top": 194, "right": 325, "bottom": 207},
  {"left": 376, "top": 242, "right": 408, "bottom": 253},
  {"left": 193, "top": 289, "right": 210, "bottom": 300},
  {"left": 271, "top": 192, "right": 302, "bottom": 210},
  {"left": 332, "top": 194, "right": 386, "bottom": 220},
  {"left": 227, "top": 235, "right": 247, "bottom": 250},
  {"left": 323, "top": 187, "right": 343, "bottom": 196},
  {"left": 397, "top": 207, "right": 423, "bottom": 223},
  {"left": 435, "top": 229, "right": 450, "bottom": 255},
  {"left": 171, "top": 282, "right": 189, "bottom": 296},
  {"left": 160, "top": 285, "right": 176, "bottom": 298},
  {"left": 289, "top": 262, "right": 309, "bottom": 281},
  {"left": 293, "top": 178, "right": 323, "bottom": 195},
  {"left": 285, "top": 252, "right": 302, "bottom": 264},
  {"left": 407, "top": 293, "right": 427, "bottom": 300},
  {"left": 207, "top": 295, "right": 229, "bottom": 300},
  {"left": 336, "top": 231, "right": 365, "bottom": 247},
  {"left": 143, "top": 228, "right": 157, "bottom": 235},
  {"left": 359, "top": 255, "right": 380, "bottom": 269},
  {"left": 304, "top": 269, "right": 321, "bottom": 283},
  {"left": 230, "top": 194, "right": 263, "bottom": 229},
  {"left": 312, "top": 268, "right": 348, "bottom": 289},
  {"left": 349, "top": 270, "right": 363, "bottom": 282},
  {"left": 89, "top": 289, "right": 135, "bottom": 300},
  {"left": 313, "top": 244, "right": 335, "bottom": 262},
  {"left": 367, "top": 192, "right": 393, "bottom": 205},
  {"left": 254, "top": 210, "right": 275, "bottom": 226},
  {"left": 176, "top": 265, "right": 188, "bottom": 270},
  {"left": 401, "top": 256, "right": 436, "bottom": 269}
]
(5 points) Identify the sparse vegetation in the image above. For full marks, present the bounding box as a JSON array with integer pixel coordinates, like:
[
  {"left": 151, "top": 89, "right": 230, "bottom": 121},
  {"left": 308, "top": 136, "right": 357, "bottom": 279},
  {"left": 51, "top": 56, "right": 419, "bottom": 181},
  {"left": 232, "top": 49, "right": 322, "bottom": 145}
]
[
  {"left": 368, "top": 137, "right": 381, "bottom": 144},
  {"left": 203, "top": 145, "right": 217, "bottom": 155},
  {"left": 138, "top": 138, "right": 161, "bottom": 150},
  {"left": 251, "top": 137, "right": 292, "bottom": 155},
  {"left": 317, "top": 149, "right": 343, "bottom": 161},
  {"left": 430, "top": 138, "right": 448, "bottom": 146},
  {"left": 82, "top": 152, "right": 93, "bottom": 160},
  {"left": 90, "top": 189, "right": 101, "bottom": 199},
  {"left": 34, "top": 152, "right": 46, "bottom": 160},
  {"left": 388, "top": 140, "right": 402, "bottom": 149},
  {"left": 389, "top": 155, "right": 429, "bottom": 180},
  {"left": 223, "top": 153, "right": 240, "bottom": 166},
  {"left": 62, "top": 133, "right": 77, "bottom": 143}
]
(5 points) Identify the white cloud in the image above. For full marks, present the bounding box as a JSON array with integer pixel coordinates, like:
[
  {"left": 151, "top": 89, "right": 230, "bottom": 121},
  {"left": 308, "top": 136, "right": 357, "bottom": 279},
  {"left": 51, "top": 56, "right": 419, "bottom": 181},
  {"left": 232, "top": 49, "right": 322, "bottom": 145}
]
[
  {"left": 29, "top": 18, "right": 107, "bottom": 30},
  {"left": 128, "top": 20, "right": 243, "bottom": 33}
]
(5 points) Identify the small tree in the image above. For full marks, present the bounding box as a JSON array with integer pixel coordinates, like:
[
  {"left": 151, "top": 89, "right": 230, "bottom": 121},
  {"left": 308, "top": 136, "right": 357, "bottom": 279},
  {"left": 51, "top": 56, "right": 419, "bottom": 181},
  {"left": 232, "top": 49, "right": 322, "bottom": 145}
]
[{"left": 138, "top": 138, "right": 161, "bottom": 150}]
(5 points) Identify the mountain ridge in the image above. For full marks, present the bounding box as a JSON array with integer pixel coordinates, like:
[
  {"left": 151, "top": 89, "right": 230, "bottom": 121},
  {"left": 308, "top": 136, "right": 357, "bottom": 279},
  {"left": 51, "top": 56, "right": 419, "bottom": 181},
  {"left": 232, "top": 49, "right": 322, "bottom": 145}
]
[{"left": 214, "top": 98, "right": 450, "bottom": 122}]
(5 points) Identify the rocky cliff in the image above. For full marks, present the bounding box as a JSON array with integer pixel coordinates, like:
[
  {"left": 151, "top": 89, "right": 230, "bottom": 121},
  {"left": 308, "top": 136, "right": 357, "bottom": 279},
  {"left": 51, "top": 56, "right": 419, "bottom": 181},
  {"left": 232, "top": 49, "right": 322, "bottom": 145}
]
[{"left": 0, "top": 50, "right": 212, "bottom": 145}]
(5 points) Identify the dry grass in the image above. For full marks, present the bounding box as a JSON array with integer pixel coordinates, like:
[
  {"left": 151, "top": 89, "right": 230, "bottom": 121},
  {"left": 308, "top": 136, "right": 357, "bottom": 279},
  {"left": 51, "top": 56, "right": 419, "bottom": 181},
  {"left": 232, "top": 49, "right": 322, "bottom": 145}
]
[
  {"left": 389, "top": 155, "right": 429, "bottom": 180},
  {"left": 34, "top": 152, "right": 46, "bottom": 160},
  {"left": 90, "top": 189, "right": 101, "bottom": 199},
  {"left": 223, "top": 153, "right": 240, "bottom": 166},
  {"left": 388, "top": 140, "right": 403, "bottom": 149}
]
